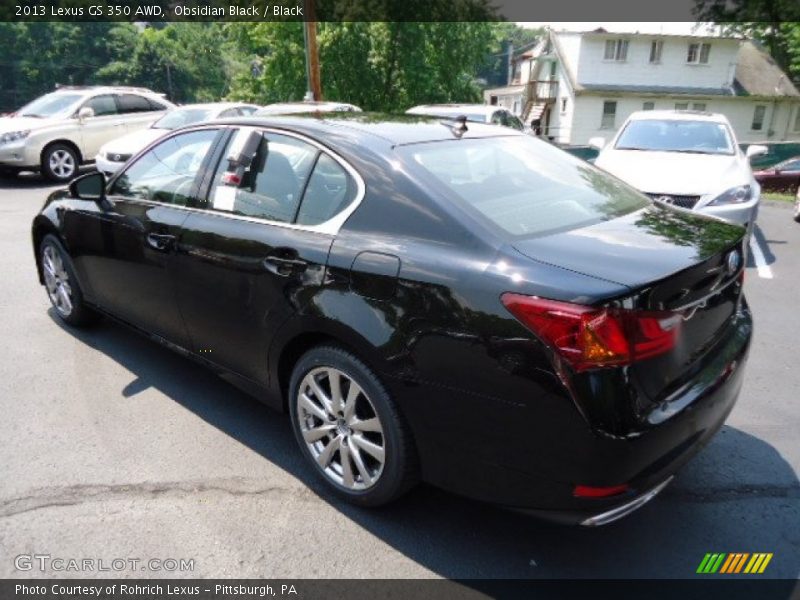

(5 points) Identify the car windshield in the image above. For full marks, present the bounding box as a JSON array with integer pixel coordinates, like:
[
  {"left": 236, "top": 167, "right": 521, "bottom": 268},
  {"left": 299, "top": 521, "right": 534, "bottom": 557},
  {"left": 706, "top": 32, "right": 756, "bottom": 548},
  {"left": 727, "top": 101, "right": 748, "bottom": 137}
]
[
  {"left": 153, "top": 108, "right": 215, "bottom": 130},
  {"left": 614, "top": 119, "right": 734, "bottom": 155},
  {"left": 401, "top": 136, "right": 649, "bottom": 237},
  {"left": 17, "top": 93, "right": 84, "bottom": 118}
]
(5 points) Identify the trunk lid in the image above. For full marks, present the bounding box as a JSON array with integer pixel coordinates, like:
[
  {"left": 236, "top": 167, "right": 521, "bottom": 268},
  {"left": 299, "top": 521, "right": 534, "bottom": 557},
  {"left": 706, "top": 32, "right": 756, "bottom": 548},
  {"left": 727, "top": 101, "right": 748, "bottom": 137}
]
[{"left": 513, "top": 204, "right": 747, "bottom": 405}]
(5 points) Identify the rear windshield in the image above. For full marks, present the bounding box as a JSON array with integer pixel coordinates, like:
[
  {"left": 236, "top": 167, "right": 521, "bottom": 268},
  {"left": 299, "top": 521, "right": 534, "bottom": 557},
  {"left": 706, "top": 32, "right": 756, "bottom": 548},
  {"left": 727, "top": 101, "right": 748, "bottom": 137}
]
[
  {"left": 400, "top": 136, "right": 649, "bottom": 237},
  {"left": 614, "top": 119, "right": 734, "bottom": 155}
]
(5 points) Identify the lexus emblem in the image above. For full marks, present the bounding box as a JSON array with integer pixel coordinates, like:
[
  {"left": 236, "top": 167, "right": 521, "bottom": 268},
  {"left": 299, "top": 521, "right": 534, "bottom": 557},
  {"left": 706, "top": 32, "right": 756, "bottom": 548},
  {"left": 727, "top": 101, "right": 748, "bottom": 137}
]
[
  {"left": 726, "top": 250, "right": 741, "bottom": 275},
  {"left": 657, "top": 195, "right": 674, "bottom": 204}
]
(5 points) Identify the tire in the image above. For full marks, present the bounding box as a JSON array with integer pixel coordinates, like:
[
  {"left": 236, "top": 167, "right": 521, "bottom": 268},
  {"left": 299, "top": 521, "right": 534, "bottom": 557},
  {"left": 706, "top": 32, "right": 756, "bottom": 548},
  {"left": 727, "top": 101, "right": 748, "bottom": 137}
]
[
  {"left": 288, "top": 345, "right": 419, "bottom": 507},
  {"left": 41, "top": 143, "right": 79, "bottom": 182},
  {"left": 39, "top": 234, "right": 95, "bottom": 327}
]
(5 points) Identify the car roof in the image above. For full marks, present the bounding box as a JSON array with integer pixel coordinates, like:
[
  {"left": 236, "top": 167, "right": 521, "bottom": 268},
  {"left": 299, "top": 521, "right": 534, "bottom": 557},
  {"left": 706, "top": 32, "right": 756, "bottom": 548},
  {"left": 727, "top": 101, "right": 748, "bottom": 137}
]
[
  {"left": 407, "top": 104, "right": 500, "bottom": 117},
  {"left": 627, "top": 109, "right": 730, "bottom": 123},
  {"left": 51, "top": 86, "right": 162, "bottom": 96},
  {"left": 256, "top": 102, "right": 361, "bottom": 114},
  {"left": 206, "top": 113, "right": 524, "bottom": 146},
  {"left": 172, "top": 102, "right": 254, "bottom": 111}
]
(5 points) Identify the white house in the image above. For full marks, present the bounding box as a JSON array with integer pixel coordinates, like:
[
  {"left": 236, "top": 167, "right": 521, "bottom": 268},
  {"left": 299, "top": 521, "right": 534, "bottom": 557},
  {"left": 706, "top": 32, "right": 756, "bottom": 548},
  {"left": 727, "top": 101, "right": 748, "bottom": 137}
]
[{"left": 484, "top": 29, "right": 800, "bottom": 146}]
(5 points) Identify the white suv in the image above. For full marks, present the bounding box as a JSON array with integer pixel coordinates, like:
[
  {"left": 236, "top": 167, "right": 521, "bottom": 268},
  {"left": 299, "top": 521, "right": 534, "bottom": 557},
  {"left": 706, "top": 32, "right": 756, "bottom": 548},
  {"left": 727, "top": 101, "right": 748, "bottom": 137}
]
[{"left": 0, "top": 86, "right": 174, "bottom": 182}]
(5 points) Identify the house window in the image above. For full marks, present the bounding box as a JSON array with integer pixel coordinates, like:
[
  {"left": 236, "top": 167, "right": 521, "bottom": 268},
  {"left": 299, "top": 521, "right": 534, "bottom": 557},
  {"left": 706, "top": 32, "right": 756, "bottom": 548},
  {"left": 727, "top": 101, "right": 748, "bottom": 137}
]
[
  {"left": 675, "top": 102, "right": 689, "bottom": 110},
  {"left": 601, "top": 101, "right": 617, "bottom": 129},
  {"left": 687, "top": 42, "right": 711, "bottom": 64},
  {"left": 692, "top": 102, "right": 707, "bottom": 111},
  {"left": 649, "top": 41, "right": 663, "bottom": 63},
  {"left": 561, "top": 98, "right": 568, "bottom": 113},
  {"left": 794, "top": 106, "right": 800, "bottom": 131},
  {"left": 604, "top": 39, "right": 629, "bottom": 61},
  {"left": 752, "top": 105, "right": 766, "bottom": 131},
  {"left": 643, "top": 101, "right": 655, "bottom": 111}
]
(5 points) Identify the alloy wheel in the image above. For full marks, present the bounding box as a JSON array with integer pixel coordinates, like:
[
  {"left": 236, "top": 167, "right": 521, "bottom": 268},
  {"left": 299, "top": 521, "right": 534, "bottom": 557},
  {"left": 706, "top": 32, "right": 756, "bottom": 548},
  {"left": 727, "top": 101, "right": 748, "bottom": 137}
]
[
  {"left": 42, "top": 245, "right": 73, "bottom": 317},
  {"left": 49, "top": 149, "right": 76, "bottom": 180},
  {"left": 296, "top": 366, "right": 386, "bottom": 490}
]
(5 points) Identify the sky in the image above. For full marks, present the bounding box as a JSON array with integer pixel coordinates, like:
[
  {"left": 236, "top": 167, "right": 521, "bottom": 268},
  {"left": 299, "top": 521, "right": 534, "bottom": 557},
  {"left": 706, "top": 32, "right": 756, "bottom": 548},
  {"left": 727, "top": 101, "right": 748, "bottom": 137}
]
[{"left": 517, "top": 22, "right": 722, "bottom": 36}]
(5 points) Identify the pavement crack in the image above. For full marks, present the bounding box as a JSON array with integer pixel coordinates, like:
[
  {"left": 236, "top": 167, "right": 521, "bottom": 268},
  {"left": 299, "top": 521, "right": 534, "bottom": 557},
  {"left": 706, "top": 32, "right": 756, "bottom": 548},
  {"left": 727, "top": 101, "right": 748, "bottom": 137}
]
[{"left": 0, "top": 477, "right": 307, "bottom": 518}]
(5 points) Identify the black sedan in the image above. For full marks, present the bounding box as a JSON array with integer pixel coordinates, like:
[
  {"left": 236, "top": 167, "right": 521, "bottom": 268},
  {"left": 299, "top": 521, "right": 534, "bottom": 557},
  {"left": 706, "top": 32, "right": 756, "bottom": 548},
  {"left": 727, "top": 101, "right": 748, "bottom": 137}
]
[{"left": 32, "top": 115, "right": 752, "bottom": 525}]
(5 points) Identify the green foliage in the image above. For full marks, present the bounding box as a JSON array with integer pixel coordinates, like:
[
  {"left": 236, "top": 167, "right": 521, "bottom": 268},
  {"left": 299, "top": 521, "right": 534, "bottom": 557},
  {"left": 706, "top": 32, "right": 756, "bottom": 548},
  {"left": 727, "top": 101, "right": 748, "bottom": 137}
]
[
  {"left": 477, "top": 23, "right": 542, "bottom": 88},
  {"left": 228, "top": 22, "right": 495, "bottom": 111}
]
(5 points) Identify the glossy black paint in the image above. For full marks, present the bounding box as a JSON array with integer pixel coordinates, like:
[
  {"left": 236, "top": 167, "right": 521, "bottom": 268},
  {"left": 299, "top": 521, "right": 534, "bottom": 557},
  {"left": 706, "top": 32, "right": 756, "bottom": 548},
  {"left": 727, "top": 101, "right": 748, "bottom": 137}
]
[{"left": 32, "top": 115, "right": 752, "bottom": 520}]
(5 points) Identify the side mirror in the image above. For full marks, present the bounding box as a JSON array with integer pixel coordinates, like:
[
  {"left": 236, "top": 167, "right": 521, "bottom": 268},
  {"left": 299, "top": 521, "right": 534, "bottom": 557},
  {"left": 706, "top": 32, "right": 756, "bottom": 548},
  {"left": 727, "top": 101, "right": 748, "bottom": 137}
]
[
  {"left": 77, "top": 106, "right": 94, "bottom": 121},
  {"left": 69, "top": 171, "right": 110, "bottom": 209},
  {"left": 588, "top": 136, "right": 606, "bottom": 150},
  {"left": 746, "top": 144, "right": 768, "bottom": 158}
]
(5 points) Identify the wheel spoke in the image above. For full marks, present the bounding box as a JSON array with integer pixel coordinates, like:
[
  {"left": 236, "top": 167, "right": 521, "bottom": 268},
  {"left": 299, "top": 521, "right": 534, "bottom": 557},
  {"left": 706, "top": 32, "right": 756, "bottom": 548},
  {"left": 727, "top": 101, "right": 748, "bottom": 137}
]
[
  {"left": 306, "top": 375, "right": 335, "bottom": 416},
  {"left": 340, "top": 443, "right": 355, "bottom": 488},
  {"left": 299, "top": 392, "right": 329, "bottom": 422},
  {"left": 351, "top": 433, "right": 385, "bottom": 463},
  {"left": 302, "top": 423, "right": 335, "bottom": 443},
  {"left": 316, "top": 436, "right": 340, "bottom": 469},
  {"left": 342, "top": 381, "right": 362, "bottom": 421},
  {"left": 327, "top": 369, "right": 344, "bottom": 414},
  {"left": 349, "top": 443, "right": 373, "bottom": 486},
  {"left": 350, "top": 417, "right": 381, "bottom": 433},
  {"left": 57, "top": 285, "right": 73, "bottom": 313}
]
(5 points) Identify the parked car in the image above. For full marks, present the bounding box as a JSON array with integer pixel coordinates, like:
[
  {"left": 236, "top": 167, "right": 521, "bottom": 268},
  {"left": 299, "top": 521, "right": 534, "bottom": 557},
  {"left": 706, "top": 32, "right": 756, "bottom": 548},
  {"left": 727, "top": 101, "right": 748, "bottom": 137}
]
[
  {"left": 95, "top": 102, "right": 259, "bottom": 175},
  {"left": 753, "top": 156, "right": 800, "bottom": 194},
  {"left": 0, "top": 86, "right": 173, "bottom": 182},
  {"left": 32, "top": 115, "right": 751, "bottom": 525},
  {"left": 406, "top": 104, "right": 525, "bottom": 131},
  {"left": 254, "top": 101, "right": 362, "bottom": 116},
  {"left": 592, "top": 110, "right": 767, "bottom": 231}
]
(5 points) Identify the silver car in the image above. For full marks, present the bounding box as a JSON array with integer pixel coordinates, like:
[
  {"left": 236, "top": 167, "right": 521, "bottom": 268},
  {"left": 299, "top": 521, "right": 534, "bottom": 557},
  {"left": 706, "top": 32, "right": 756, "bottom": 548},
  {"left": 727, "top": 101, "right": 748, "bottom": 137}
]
[{"left": 0, "top": 86, "right": 174, "bottom": 182}]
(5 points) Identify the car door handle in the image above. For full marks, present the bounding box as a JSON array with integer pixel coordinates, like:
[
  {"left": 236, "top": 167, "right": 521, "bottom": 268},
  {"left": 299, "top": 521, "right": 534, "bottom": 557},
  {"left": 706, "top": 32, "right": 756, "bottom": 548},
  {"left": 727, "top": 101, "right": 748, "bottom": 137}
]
[
  {"left": 146, "top": 233, "right": 176, "bottom": 252},
  {"left": 263, "top": 254, "right": 308, "bottom": 276}
]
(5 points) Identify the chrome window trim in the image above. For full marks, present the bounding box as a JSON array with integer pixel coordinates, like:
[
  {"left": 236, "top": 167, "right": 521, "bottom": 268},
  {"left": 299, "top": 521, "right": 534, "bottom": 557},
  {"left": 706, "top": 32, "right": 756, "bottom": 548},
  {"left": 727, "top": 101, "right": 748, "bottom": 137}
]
[{"left": 109, "top": 124, "right": 366, "bottom": 237}]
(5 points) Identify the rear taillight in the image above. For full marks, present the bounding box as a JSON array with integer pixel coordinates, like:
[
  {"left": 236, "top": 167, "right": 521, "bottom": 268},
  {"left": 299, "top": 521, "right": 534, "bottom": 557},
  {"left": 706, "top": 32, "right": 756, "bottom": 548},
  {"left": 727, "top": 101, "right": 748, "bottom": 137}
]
[{"left": 501, "top": 293, "right": 679, "bottom": 372}]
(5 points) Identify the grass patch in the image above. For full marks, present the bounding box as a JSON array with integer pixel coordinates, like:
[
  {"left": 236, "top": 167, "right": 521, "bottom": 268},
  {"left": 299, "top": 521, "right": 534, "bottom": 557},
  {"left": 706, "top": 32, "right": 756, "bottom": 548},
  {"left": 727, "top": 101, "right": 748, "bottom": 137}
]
[{"left": 762, "top": 192, "right": 795, "bottom": 203}]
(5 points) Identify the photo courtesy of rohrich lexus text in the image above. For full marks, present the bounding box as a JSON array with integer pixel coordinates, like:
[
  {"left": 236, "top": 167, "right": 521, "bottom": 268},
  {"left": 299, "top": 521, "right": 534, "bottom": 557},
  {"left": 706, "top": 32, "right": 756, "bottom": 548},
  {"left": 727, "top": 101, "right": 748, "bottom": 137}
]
[{"left": 0, "top": 1, "right": 798, "bottom": 599}]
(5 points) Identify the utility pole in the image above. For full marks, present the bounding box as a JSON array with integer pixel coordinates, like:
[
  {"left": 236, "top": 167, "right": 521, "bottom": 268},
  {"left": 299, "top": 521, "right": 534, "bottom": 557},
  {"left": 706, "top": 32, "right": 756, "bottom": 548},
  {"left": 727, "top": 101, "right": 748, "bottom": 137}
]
[{"left": 303, "top": 0, "right": 322, "bottom": 101}]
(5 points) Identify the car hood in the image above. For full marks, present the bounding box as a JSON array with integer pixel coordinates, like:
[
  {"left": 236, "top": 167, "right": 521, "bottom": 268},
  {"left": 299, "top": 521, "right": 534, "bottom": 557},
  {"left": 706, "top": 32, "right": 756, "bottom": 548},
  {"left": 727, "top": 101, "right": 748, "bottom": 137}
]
[
  {"left": 0, "top": 116, "right": 61, "bottom": 133},
  {"left": 512, "top": 204, "right": 744, "bottom": 289},
  {"left": 99, "top": 128, "right": 166, "bottom": 155},
  {"left": 595, "top": 149, "right": 748, "bottom": 196}
]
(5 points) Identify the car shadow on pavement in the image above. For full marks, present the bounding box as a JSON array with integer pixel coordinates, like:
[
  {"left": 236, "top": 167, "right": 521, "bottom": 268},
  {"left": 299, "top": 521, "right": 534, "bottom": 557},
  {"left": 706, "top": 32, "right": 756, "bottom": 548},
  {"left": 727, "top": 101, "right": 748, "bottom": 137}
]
[
  {"left": 49, "top": 310, "right": 800, "bottom": 580},
  {"left": 748, "top": 224, "right": 778, "bottom": 267}
]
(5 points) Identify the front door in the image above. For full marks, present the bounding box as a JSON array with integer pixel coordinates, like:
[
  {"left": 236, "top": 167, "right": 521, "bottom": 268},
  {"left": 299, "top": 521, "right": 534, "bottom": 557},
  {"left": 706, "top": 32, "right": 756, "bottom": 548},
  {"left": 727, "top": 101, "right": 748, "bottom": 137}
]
[
  {"left": 66, "top": 128, "right": 221, "bottom": 348},
  {"left": 172, "top": 127, "right": 359, "bottom": 384},
  {"left": 77, "top": 94, "right": 127, "bottom": 158}
]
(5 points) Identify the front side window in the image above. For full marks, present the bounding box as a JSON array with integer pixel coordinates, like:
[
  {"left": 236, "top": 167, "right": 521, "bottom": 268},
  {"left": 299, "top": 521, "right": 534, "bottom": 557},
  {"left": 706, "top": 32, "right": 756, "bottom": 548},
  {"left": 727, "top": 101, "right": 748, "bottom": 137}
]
[
  {"left": 601, "top": 101, "right": 617, "bottom": 129},
  {"left": 614, "top": 119, "right": 734, "bottom": 155},
  {"left": 751, "top": 105, "right": 766, "bottom": 131},
  {"left": 110, "top": 129, "right": 217, "bottom": 205},
  {"left": 400, "top": 136, "right": 648, "bottom": 238},
  {"left": 84, "top": 95, "right": 117, "bottom": 116}
]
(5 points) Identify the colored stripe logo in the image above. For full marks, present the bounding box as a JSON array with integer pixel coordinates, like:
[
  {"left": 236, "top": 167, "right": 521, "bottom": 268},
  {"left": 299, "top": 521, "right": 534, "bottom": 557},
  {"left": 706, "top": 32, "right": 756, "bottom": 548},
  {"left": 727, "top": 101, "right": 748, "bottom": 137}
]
[{"left": 697, "top": 553, "right": 773, "bottom": 574}]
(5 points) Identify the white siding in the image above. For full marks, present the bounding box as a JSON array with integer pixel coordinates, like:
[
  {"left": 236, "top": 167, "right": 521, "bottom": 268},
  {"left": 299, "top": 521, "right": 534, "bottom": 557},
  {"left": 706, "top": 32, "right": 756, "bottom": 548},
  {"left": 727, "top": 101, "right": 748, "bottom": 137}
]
[{"left": 574, "top": 36, "right": 739, "bottom": 89}]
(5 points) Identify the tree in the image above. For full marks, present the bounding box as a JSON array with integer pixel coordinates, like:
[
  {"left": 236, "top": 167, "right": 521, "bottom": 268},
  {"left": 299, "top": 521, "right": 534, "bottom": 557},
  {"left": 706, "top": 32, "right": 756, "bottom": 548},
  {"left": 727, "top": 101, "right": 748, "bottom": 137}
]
[{"left": 478, "top": 23, "right": 543, "bottom": 88}]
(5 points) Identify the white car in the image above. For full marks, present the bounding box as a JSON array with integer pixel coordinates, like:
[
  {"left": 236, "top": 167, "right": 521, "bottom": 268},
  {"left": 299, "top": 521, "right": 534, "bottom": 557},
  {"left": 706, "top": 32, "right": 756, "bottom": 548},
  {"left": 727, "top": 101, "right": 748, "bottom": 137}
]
[
  {"left": 0, "top": 86, "right": 173, "bottom": 182},
  {"left": 254, "top": 101, "right": 362, "bottom": 116},
  {"left": 406, "top": 104, "right": 525, "bottom": 131},
  {"left": 96, "top": 102, "right": 259, "bottom": 175},
  {"left": 592, "top": 110, "right": 766, "bottom": 229}
]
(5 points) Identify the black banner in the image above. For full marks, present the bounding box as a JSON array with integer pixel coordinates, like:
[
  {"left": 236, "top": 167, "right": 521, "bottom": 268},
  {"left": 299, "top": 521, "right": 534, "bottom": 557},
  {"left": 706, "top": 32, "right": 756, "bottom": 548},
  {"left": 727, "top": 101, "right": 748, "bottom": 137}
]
[{"left": 2, "top": 579, "right": 799, "bottom": 600}]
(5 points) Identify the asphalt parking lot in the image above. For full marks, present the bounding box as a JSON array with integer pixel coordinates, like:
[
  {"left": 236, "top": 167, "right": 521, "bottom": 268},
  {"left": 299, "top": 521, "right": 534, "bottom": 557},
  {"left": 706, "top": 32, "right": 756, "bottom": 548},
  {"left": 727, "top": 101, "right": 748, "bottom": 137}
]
[{"left": 0, "top": 174, "right": 798, "bottom": 581}]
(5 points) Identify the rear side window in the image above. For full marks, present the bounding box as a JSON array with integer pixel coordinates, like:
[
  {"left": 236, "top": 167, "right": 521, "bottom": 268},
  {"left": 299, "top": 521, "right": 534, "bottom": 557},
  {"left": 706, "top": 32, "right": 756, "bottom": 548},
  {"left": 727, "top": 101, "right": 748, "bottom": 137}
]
[
  {"left": 296, "top": 154, "right": 356, "bottom": 226},
  {"left": 118, "top": 94, "right": 155, "bottom": 114},
  {"left": 400, "top": 136, "right": 648, "bottom": 237}
]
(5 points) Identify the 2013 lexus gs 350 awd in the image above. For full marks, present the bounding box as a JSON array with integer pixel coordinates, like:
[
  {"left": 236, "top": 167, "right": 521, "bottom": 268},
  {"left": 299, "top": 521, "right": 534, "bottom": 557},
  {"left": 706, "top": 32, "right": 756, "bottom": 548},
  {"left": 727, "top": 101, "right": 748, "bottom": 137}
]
[{"left": 32, "top": 115, "right": 752, "bottom": 525}]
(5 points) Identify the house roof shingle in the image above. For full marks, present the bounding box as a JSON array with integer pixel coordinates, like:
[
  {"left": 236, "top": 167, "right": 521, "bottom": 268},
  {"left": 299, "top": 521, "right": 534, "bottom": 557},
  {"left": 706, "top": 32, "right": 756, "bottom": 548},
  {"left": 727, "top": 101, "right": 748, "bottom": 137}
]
[{"left": 734, "top": 41, "right": 800, "bottom": 98}]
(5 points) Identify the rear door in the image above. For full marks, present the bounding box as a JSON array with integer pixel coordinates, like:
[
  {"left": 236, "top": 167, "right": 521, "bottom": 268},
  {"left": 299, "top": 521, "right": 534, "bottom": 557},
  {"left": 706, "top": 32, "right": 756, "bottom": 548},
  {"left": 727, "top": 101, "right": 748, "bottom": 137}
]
[
  {"left": 171, "top": 127, "right": 360, "bottom": 384},
  {"left": 117, "top": 93, "right": 167, "bottom": 134},
  {"left": 66, "top": 128, "right": 221, "bottom": 348}
]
